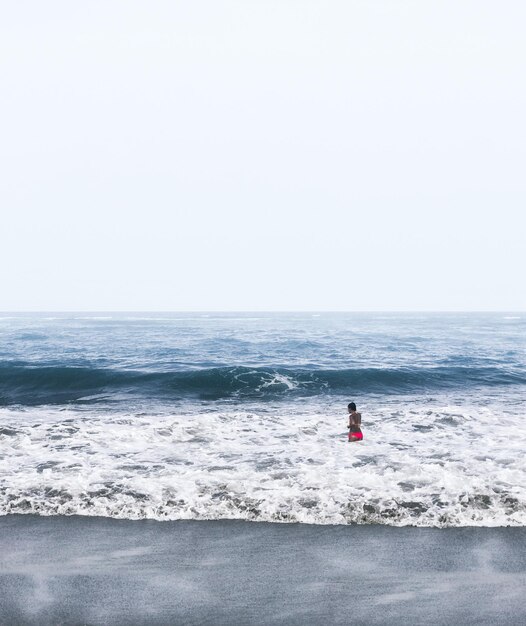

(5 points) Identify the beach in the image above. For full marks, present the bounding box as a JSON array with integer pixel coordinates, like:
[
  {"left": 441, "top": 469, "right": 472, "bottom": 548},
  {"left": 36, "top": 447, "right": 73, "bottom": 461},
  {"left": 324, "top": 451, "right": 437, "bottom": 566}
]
[
  {"left": 1, "top": 313, "right": 525, "bottom": 624},
  {"left": 3, "top": 0, "right": 526, "bottom": 620},
  {"left": 1, "top": 514, "right": 525, "bottom": 625}
]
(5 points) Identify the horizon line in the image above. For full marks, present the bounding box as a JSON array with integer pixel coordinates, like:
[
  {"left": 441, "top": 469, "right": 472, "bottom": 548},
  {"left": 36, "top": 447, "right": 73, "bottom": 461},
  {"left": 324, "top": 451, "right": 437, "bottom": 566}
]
[{"left": 0, "top": 310, "right": 524, "bottom": 315}]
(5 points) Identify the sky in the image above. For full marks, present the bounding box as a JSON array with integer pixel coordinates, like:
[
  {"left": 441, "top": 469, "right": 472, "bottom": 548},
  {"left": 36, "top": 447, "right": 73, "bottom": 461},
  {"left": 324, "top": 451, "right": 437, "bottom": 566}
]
[{"left": 1, "top": 1, "right": 525, "bottom": 311}]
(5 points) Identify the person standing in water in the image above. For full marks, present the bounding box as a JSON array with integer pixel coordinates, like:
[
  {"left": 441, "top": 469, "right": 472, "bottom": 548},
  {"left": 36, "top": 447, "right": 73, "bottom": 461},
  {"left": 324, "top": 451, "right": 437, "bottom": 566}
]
[{"left": 347, "top": 402, "right": 363, "bottom": 442}]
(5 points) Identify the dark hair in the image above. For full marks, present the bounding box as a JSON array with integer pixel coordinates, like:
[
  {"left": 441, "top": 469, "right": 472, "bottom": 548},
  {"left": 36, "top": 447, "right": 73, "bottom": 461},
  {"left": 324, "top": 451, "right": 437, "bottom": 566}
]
[{"left": 348, "top": 402, "right": 356, "bottom": 411}]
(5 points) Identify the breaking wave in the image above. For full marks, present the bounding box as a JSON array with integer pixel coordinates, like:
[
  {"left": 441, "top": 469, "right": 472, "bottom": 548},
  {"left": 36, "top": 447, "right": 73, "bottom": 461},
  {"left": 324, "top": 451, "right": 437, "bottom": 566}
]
[{"left": 1, "top": 363, "right": 524, "bottom": 405}]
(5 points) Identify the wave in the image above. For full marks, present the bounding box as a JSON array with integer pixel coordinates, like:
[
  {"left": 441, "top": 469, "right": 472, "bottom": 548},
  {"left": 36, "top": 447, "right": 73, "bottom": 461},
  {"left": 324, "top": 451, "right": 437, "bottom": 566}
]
[
  {"left": 0, "top": 476, "right": 526, "bottom": 528},
  {"left": 1, "top": 487, "right": 524, "bottom": 527},
  {"left": 1, "top": 403, "right": 525, "bottom": 528},
  {"left": 0, "top": 362, "right": 525, "bottom": 405}
]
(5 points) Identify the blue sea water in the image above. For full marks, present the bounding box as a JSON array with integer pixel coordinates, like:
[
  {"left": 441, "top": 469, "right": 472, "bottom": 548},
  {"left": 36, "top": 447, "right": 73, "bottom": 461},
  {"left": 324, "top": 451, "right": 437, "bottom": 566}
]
[{"left": 0, "top": 312, "right": 525, "bottom": 526}]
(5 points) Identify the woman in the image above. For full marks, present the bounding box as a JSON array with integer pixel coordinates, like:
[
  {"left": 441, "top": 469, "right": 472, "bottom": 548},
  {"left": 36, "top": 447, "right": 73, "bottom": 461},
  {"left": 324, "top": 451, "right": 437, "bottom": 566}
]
[{"left": 347, "top": 402, "right": 363, "bottom": 442}]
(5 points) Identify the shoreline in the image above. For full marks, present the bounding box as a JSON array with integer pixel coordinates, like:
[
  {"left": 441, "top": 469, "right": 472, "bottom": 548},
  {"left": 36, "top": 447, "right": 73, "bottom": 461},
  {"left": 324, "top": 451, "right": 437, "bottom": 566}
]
[{"left": 1, "top": 515, "right": 525, "bottom": 625}]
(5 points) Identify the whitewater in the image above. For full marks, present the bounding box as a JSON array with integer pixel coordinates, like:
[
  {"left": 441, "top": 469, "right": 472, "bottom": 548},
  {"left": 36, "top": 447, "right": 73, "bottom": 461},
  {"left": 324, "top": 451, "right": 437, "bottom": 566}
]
[{"left": 0, "top": 313, "right": 525, "bottom": 527}]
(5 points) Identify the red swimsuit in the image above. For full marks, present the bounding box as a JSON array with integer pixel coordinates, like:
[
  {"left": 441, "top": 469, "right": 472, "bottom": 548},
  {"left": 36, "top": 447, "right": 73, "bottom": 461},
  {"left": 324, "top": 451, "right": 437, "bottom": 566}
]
[
  {"left": 348, "top": 429, "right": 363, "bottom": 441},
  {"left": 348, "top": 412, "right": 363, "bottom": 441}
]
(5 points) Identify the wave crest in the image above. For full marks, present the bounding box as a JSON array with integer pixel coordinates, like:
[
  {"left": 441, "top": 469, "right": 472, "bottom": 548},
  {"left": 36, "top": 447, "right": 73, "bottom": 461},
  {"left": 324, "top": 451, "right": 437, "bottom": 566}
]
[{"left": 0, "top": 363, "right": 524, "bottom": 405}]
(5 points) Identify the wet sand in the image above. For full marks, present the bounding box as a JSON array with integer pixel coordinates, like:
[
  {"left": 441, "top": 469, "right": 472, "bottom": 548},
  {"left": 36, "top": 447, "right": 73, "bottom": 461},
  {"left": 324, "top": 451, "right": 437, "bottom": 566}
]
[{"left": 1, "top": 515, "right": 525, "bottom": 625}]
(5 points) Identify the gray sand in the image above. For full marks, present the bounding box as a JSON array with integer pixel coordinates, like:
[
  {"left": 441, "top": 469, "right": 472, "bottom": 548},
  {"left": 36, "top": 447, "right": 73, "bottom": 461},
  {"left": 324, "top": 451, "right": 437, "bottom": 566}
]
[{"left": 0, "top": 515, "right": 525, "bottom": 625}]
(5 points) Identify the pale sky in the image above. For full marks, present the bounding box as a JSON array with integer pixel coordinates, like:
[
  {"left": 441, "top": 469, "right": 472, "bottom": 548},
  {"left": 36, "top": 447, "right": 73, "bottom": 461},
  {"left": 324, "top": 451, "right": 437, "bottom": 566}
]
[{"left": 1, "top": 1, "right": 525, "bottom": 311}]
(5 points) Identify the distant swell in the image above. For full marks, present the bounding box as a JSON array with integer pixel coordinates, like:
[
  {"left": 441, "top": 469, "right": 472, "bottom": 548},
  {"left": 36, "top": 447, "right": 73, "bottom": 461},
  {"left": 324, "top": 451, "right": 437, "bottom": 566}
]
[{"left": 0, "top": 362, "right": 524, "bottom": 405}]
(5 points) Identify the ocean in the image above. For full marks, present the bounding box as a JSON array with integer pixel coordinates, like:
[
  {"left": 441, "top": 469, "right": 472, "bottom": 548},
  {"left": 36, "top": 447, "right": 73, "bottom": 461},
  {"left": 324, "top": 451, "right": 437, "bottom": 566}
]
[{"left": 1, "top": 312, "right": 525, "bottom": 527}]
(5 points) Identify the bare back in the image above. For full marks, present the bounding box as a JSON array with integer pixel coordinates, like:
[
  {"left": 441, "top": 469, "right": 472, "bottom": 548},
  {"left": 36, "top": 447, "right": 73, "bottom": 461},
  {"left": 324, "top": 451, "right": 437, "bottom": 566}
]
[{"left": 349, "top": 411, "right": 362, "bottom": 431}]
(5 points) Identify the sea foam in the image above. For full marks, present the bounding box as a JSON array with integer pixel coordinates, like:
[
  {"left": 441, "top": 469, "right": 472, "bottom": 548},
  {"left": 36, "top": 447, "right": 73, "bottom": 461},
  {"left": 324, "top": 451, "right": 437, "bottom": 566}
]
[{"left": 1, "top": 400, "right": 525, "bottom": 527}]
